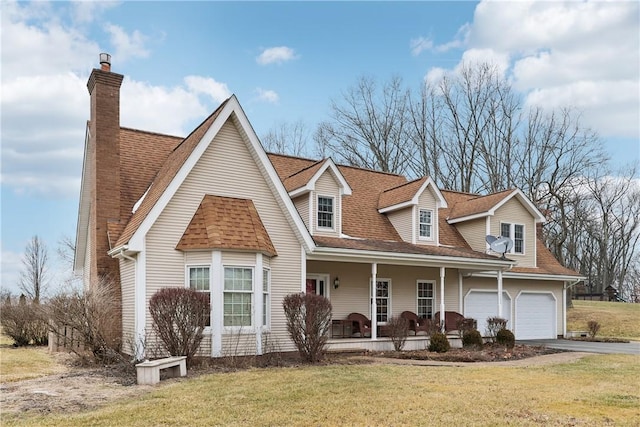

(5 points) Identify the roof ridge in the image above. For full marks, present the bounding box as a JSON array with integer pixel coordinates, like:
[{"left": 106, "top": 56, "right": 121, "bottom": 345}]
[
  {"left": 381, "top": 176, "right": 427, "bottom": 194},
  {"left": 170, "top": 97, "right": 231, "bottom": 154},
  {"left": 286, "top": 158, "right": 325, "bottom": 179},
  {"left": 120, "top": 126, "right": 184, "bottom": 140}
]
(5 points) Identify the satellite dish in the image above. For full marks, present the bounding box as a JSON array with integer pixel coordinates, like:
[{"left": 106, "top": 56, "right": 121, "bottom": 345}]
[{"left": 486, "top": 235, "right": 513, "bottom": 259}]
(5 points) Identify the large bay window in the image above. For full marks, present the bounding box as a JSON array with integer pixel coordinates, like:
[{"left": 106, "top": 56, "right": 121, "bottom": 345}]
[
  {"left": 188, "top": 266, "right": 210, "bottom": 326},
  {"left": 262, "top": 268, "right": 270, "bottom": 327}
]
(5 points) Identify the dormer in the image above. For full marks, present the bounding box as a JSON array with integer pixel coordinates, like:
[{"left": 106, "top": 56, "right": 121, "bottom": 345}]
[
  {"left": 446, "top": 189, "right": 545, "bottom": 267},
  {"left": 378, "top": 177, "right": 448, "bottom": 245},
  {"left": 283, "top": 158, "right": 352, "bottom": 237}
]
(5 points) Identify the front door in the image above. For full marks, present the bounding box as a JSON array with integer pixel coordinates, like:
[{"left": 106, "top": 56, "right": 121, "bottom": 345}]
[{"left": 306, "top": 274, "right": 328, "bottom": 298}]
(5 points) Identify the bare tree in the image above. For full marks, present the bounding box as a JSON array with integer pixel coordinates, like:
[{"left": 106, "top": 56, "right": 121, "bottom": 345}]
[
  {"left": 261, "top": 119, "right": 312, "bottom": 157},
  {"left": 18, "top": 235, "right": 49, "bottom": 303},
  {"left": 314, "top": 75, "right": 411, "bottom": 174}
]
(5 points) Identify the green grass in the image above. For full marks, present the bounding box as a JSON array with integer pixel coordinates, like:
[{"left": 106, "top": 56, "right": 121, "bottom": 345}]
[
  {"left": 567, "top": 300, "right": 640, "bottom": 341},
  {"left": 0, "top": 330, "right": 67, "bottom": 382},
  {"left": 4, "top": 354, "right": 639, "bottom": 426}
]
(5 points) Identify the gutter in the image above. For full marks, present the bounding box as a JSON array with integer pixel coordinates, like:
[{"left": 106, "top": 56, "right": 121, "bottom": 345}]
[{"left": 108, "top": 245, "right": 135, "bottom": 261}]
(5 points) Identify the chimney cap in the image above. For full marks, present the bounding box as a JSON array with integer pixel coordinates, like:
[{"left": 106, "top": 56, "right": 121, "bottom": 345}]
[{"left": 99, "top": 53, "right": 111, "bottom": 71}]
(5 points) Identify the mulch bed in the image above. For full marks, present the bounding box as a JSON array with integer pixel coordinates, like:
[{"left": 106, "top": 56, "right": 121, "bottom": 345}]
[{"left": 370, "top": 344, "right": 566, "bottom": 363}]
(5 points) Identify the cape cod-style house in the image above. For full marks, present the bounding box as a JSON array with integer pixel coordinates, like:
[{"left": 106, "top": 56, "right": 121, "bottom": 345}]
[{"left": 75, "top": 55, "right": 583, "bottom": 359}]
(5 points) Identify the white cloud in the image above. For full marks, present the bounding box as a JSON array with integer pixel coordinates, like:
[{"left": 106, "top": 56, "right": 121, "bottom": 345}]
[
  {"left": 104, "top": 23, "right": 149, "bottom": 62},
  {"left": 256, "top": 46, "right": 298, "bottom": 65},
  {"left": 410, "top": 37, "right": 433, "bottom": 56},
  {"left": 432, "top": 0, "right": 640, "bottom": 141},
  {"left": 184, "top": 76, "right": 232, "bottom": 103},
  {"left": 71, "top": 1, "right": 119, "bottom": 24},
  {"left": 254, "top": 88, "right": 279, "bottom": 104}
]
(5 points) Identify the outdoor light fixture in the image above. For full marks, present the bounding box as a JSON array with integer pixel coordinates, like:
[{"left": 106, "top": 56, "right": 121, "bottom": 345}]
[{"left": 333, "top": 277, "right": 340, "bottom": 289}]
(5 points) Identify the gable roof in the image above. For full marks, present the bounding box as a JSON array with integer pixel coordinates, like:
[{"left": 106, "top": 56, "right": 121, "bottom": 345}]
[
  {"left": 284, "top": 158, "right": 352, "bottom": 197},
  {"left": 111, "top": 96, "right": 314, "bottom": 254},
  {"left": 176, "top": 195, "right": 277, "bottom": 257},
  {"left": 446, "top": 188, "right": 545, "bottom": 223},
  {"left": 378, "top": 176, "right": 447, "bottom": 212}
]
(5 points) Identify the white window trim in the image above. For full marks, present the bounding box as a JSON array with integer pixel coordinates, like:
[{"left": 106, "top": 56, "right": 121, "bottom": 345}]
[
  {"left": 316, "top": 194, "right": 336, "bottom": 231},
  {"left": 222, "top": 265, "right": 255, "bottom": 332},
  {"left": 186, "top": 264, "right": 212, "bottom": 333},
  {"left": 418, "top": 209, "right": 434, "bottom": 241},
  {"left": 416, "top": 279, "right": 436, "bottom": 320},
  {"left": 375, "top": 278, "right": 392, "bottom": 324},
  {"left": 500, "top": 222, "right": 525, "bottom": 255}
]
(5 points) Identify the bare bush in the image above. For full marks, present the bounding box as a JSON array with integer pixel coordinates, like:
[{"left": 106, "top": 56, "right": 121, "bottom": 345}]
[
  {"left": 148, "top": 288, "right": 209, "bottom": 367},
  {"left": 486, "top": 317, "right": 508, "bottom": 342},
  {"left": 283, "top": 293, "right": 332, "bottom": 363},
  {"left": 0, "top": 297, "right": 48, "bottom": 346},
  {"left": 456, "top": 317, "right": 478, "bottom": 339},
  {"left": 387, "top": 316, "right": 409, "bottom": 351},
  {"left": 48, "top": 279, "right": 122, "bottom": 363},
  {"left": 587, "top": 320, "right": 601, "bottom": 339}
]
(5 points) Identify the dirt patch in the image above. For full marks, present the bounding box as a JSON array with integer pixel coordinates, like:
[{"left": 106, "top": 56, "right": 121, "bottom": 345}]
[{"left": 0, "top": 346, "right": 589, "bottom": 420}]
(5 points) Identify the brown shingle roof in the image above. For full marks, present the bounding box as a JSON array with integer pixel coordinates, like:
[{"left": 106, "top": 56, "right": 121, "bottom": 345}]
[
  {"left": 446, "top": 189, "right": 514, "bottom": 220},
  {"left": 313, "top": 236, "right": 500, "bottom": 261},
  {"left": 378, "top": 177, "right": 428, "bottom": 210},
  {"left": 176, "top": 195, "right": 277, "bottom": 256},
  {"left": 115, "top": 98, "right": 229, "bottom": 248},
  {"left": 509, "top": 240, "right": 582, "bottom": 277},
  {"left": 282, "top": 159, "right": 325, "bottom": 192}
]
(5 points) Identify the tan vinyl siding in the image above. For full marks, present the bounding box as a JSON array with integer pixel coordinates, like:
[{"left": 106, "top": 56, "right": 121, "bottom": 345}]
[
  {"left": 313, "top": 172, "right": 341, "bottom": 237},
  {"left": 462, "top": 277, "right": 563, "bottom": 336},
  {"left": 145, "top": 119, "right": 303, "bottom": 356},
  {"left": 185, "top": 251, "right": 211, "bottom": 265},
  {"left": 416, "top": 188, "right": 438, "bottom": 246},
  {"left": 83, "top": 218, "right": 93, "bottom": 289},
  {"left": 222, "top": 252, "right": 256, "bottom": 266},
  {"left": 492, "top": 199, "right": 536, "bottom": 267},
  {"left": 455, "top": 218, "right": 487, "bottom": 253},
  {"left": 293, "top": 194, "right": 310, "bottom": 231},
  {"left": 119, "top": 257, "right": 135, "bottom": 348},
  {"left": 387, "top": 209, "right": 413, "bottom": 243}
]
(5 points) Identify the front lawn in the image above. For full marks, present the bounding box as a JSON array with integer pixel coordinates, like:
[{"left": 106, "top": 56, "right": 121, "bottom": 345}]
[
  {"left": 567, "top": 300, "right": 640, "bottom": 341},
  {"left": 4, "top": 354, "right": 638, "bottom": 426}
]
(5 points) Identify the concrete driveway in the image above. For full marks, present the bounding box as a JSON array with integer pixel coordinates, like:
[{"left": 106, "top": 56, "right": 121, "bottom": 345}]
[{"left": 518, "top": 339, "right": 640, "bottom": 355}]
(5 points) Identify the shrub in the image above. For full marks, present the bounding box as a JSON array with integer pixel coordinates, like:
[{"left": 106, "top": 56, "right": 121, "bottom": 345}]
[
  {"left": 387, "top": 316, "right": 409, "bottom": 351},
  {"left": 283, "top": 293, "right": 332, "bottom": 363},
  {"left": 428, "top": 331, "right": 450, "bottom": 353},
  {"left": 0, "top": 297, "right": 48, "bottom": 346},
  {"left": 587, "top": 320, "right": 601, "bottom": 339},
  {"left": 149, "top": 287, "right": 209, "bottom": 367},
  {"left": 496, "top": 328, "right": 515, "bottom": 349},
  {"left": 425, "top": 318, "right": 442, "bottom": 336},
  {"left": 486, "top": 317, "right": 508, "bottom": 342},
  {"left": 462, "top": 329, "right": 483, "bottom": 349},
  {"left": 48, "top": 279, "right": 122, "bottom": 363},
  {"left": 456, "top": 317, "right": 478, "bottom": 338}
]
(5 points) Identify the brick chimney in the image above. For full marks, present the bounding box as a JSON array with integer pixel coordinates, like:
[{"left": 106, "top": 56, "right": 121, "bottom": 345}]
[{"left": 87, "top": 53, "right": 123, "bottom": 286}]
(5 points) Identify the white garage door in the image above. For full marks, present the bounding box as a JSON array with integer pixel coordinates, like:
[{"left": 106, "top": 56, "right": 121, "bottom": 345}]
[
  {"left": 464, "top": 291, "right": 512, "bottom": 336},
  {"left": 515, "top": 292, "right": 557, "bottom": 340}
]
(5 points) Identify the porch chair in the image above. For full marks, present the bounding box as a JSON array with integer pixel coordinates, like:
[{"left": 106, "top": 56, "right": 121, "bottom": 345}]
[
  {"left": 347, "top": 313, "right": 372, "bottom": 338},
  {"left": 434, "top": 311, "right": 466, "bottom": 333},
  {"left": 400, "top": 311, "right": 432, "bottom": 336}
]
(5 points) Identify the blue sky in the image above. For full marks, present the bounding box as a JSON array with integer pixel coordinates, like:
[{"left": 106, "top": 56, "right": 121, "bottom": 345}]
[{"left": 2, "top": 0, "right": 639, "bottom": 296}]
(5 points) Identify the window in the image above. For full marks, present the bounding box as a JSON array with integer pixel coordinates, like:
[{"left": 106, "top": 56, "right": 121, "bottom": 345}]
[
  {"left": 262, "top": 268, "right": 270, "bottom": 327},
  {"left": 419, "top": 209, "right": 433, "bottom": 239},
  {"left": 417, "top": 281, "right": 434, "bottom": 319},
  {"left": 500, "top": 223, "right": 524, "bottom": 254},
  {"left": 317, "top": 196, "right": 334, "bottom": 229},
  {"left": 188, "top": 266, "right": 210, "bottom": 326},
  {"left": 376, "top": 280, "right": 391, "bottom": 323},
  {"left": 223, "top": 267, "right": 253, "bottom": 327}
]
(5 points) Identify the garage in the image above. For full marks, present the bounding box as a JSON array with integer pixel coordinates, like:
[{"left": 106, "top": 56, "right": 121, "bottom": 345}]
[
  {"left": 515, "top": 292, "right": 557, "bottom": 339},
  {"left": 464, "top": 290, "right": 512, "bottom": 336}
]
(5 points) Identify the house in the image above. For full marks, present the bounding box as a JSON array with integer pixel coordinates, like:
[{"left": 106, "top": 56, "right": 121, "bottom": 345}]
[{"left": 74, "top": 55, "right": 583, "bottom": 359}]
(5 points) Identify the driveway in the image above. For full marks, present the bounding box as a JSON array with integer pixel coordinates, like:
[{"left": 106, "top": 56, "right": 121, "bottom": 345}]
[{"left": 518, "top": 339, "right": 640, "bottom": 355}]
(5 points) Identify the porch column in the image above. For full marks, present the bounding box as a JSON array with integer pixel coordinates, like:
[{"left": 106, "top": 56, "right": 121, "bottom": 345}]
[
  {"left": 211, "top": 250, "right": 223, "bottom": 357},
  {"left": 255, "top": 253, "right": 263, "bottom": 355},
  {"left": 497, "top": 269, "right": 503, "bottom": 318},
  {"left": 439, "top": 267, "right": 446, "bottom": 333},
  {"left": 371, "top": 262, "right": 377, "bottom": 340}
]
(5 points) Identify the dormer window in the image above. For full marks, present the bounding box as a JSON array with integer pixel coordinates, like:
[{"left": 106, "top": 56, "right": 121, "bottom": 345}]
[
  {"left": 419, "top": 209, "right": 433, "bottom": 240},
  {"left": 501, "top": 222, "right": 524, "bottom": 254},
  {"left": 317, "top": 196, "right": 334, "bottom": 229}
]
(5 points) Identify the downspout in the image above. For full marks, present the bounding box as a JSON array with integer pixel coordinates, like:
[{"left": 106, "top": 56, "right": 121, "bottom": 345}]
[{"left": 112, "top": 248, "right": 140, "bottom": 359}]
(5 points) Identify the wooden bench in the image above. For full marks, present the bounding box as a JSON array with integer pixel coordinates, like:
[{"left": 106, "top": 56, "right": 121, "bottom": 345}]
[{"left": 136, "top": 356, "right": 187, "bottom": 385}]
